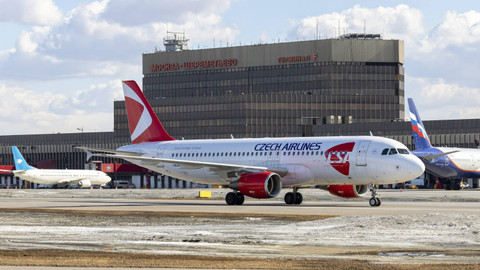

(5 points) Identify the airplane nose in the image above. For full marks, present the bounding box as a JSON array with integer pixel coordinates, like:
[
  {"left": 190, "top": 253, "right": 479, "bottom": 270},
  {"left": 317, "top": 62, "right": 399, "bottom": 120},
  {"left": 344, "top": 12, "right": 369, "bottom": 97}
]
[{"left": 409, "top": 156, "right": 425, "bottom": 178}]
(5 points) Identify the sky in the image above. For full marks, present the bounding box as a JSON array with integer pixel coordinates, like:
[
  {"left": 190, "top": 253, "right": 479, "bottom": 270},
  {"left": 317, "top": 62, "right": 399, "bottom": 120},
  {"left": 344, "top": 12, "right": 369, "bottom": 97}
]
[{"left": 0, "top": 0, "right": 479, "bottom": 135}]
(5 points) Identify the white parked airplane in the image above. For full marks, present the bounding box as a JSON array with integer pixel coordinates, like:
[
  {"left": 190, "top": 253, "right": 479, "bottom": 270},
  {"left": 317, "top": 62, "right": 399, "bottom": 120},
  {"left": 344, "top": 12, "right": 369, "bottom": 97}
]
[
  {"left": 79, "top": 81, "right": 424, "bottom": 206},
  {"left": 1, "top": 146, "right": 111, "bottom": 188}
]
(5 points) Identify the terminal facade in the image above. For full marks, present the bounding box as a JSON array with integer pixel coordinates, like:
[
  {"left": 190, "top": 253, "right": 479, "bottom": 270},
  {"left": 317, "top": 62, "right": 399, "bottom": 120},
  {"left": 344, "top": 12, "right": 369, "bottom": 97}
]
[
  {"left": 1, "top": 35, "right": 479, "bottom": 188},
  {"left": 115, "top": 35, "right": 405, "bottom": 139}
]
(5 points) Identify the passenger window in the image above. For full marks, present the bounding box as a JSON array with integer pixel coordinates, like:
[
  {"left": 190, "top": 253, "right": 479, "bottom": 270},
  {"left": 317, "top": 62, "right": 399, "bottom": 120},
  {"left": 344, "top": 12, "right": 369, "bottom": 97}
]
[
  {"left": 388, "top": 148, "right": 398, "bottom": 155},
  {"left": 381, "top": 148, "right": 389, "bottom": 155}
]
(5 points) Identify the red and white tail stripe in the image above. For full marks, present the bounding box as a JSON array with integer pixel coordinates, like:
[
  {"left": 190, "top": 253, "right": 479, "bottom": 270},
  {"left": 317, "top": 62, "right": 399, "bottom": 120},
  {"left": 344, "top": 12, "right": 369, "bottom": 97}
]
[{"left": 122, "top": 80, "right": 175, "bottom": 144}]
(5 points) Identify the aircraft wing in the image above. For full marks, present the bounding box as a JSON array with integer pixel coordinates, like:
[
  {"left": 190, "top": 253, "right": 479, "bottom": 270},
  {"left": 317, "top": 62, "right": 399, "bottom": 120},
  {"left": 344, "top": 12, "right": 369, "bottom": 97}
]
[
  {"left": 58, "top": 178, "right": 89, "bottom": 185},
  {"left": 0, "top": 169, "right": 14, "bottom": 173},
  {"left": 78, "top": 147, "right": 288, "bottom": 179},
  {"left": 416, "top": 150, "right": 460, "bottom": 161}
]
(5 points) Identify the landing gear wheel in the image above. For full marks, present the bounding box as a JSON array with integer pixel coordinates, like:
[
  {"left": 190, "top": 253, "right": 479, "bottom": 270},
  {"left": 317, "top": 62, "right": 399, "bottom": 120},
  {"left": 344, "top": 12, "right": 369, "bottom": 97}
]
[
  {"left": 369, "top": 185, "right": 381, "bottom": 207},
  {"left": 235, "top": 193, "right": 245, "bottom": 205},
  {"left": 225, "top": 192, "right": 238, "bottom": 205},
  {"left": 284, "top": 192, "right": 295, "bottom": 205},
  {"left": 369, "top": 197, "right": 381, "bottom": 207},
  {"left": 294, "top": 193, "right": 303, "bottom": 205}
]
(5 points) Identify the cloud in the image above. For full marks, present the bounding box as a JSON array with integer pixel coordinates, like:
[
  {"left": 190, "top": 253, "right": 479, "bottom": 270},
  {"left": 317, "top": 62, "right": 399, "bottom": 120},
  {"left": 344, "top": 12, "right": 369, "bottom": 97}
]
[
  {"left": 0, "top": 0, "right": 63, "bottom": 25},
  {"left": 408, "top": 77, "right": 480, "bottom": 120},
  {"left": 0, "top": 81, "right": 122, "bottom": 134},
  {"left": 101, "top": 0, "right": 231, "bottom": 26},
  {"left": 0, "top": 0, "right": 238, "bottom": 82},
  {"left": 408, "top": 10, "right": 480, "bottom": 89},
  {"left": 419, "top": 10, "right": 480, "bottom": 53},
  {"left": 288, "top": 4, "right": 424, "bottom": 42}
]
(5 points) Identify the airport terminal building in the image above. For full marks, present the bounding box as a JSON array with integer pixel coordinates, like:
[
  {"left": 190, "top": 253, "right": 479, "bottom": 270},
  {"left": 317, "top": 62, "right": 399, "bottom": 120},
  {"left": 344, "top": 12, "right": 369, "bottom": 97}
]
[
  {"left": 114, "top": 34, "right": 405, "bottom": 139},
  {"left": 1, "top": 34, "right": 480, "bottom": 188}
]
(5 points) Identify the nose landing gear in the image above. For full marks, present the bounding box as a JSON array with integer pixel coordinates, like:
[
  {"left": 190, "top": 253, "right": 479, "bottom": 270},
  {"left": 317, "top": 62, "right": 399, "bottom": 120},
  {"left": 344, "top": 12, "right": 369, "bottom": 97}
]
[{"left": 369, "top": 185, "right": 381, "bottom": 207}]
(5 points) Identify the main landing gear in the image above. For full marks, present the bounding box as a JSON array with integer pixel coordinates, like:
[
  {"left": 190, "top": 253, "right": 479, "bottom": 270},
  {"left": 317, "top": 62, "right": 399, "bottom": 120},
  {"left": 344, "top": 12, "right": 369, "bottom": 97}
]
[
  {"left": 284, "top": 187, "right": 303, "bottom": 205},
  {"left": 225, "top": 191, "right": 245, "bottom": 205},
  {"left": 369, "top": 185, "right": 381, "bottom": 207}
]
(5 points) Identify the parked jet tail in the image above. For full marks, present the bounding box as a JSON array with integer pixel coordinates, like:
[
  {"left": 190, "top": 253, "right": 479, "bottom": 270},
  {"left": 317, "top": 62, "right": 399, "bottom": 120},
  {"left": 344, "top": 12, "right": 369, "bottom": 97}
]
[
  {"left": 122, "top": 80, "right": 175, "bottom": 144},
  {"left": 12, "top": 146, "right": 37, "bottom": 171},
  {"left": 408, "top": 98, "right": 432, "bottom": 150}
]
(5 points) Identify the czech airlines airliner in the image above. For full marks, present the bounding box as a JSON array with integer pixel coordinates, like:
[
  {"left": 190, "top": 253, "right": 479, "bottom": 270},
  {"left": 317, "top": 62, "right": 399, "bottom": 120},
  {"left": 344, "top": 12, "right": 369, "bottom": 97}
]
[
  {"left": 409, "top": 98, "right": 480, "bottom": 188},
  {"left": 1, "top": 146, "right": 111, "bottom": 188},
  {"left": 79, "top": 81, "right": 424, "bottom": 206}
]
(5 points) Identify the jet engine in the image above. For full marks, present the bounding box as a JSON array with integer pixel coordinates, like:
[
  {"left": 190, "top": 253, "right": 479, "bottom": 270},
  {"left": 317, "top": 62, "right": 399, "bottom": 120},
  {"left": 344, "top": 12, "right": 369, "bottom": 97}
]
[
  {"left": 78, "top": 179, "right": 92, "bottom": 188},
  {"left": 229, "top": 172, "right": 282, "bottom": 199},
  {"left": 326, "top": 184, "right": 368, "bottom": 198}
]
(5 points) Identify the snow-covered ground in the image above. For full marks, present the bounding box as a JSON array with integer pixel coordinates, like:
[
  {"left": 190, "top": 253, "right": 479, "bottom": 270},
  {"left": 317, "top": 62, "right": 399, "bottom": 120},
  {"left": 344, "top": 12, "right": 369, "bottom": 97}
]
[{"left": 0, "top": 189, "right": 479, "bottom": 264}]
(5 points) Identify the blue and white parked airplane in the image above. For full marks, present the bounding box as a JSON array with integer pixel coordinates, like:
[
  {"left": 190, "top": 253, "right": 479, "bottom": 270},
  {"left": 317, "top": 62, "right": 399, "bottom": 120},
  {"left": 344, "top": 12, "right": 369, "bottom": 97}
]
[
  {"left": 78, "top": 81, "right": 424, "bottom": 206},
  {"left": 408, "top": 98, "right": 480, "bottom": 188},
  {"left": 0, "top": 146, "right": 111, "bottom": 188}
]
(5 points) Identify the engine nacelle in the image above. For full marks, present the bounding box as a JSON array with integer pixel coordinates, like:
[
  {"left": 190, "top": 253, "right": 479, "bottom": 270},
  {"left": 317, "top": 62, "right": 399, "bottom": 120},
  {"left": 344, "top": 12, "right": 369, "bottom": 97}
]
[
  {"left": 327, "top": 185, "right": 368, "bottom": 198},
  {"left": 78, "top": 179, "right": 92, "bottom": 188},
  {"left": 229, "top": 172, "right": 282, "bottom": 199}
]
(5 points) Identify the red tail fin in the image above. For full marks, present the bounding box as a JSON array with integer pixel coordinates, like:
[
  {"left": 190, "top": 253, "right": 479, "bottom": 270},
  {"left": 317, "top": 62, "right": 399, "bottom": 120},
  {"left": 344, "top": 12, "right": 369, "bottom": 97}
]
[{"left": 122, "top": 80, "right": 175, "bottom": 143}]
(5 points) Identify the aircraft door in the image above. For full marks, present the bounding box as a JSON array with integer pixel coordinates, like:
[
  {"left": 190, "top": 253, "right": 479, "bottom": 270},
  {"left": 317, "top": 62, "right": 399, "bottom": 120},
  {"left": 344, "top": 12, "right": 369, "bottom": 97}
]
[
  {"left": 156, "top": 144, "right": 167, "bottom": 157},
  {"left": 355, "top": 141, "right": 370, "bottom": 166}
]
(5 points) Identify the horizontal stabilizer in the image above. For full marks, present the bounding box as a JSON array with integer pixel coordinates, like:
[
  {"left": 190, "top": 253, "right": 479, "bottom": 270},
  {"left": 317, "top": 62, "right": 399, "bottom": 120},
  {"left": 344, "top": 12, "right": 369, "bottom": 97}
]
[{"left": 416, "top": 150, "right": 460, "bottom": 161}]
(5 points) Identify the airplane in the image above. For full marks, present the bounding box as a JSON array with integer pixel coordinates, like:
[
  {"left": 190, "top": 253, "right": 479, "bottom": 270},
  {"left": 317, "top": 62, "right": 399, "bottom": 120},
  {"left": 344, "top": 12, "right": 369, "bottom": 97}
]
[
  {"left": 78, "top": 81, "right": 424, "bottom": 206},
  {"left": 0, "top": 146, "right": 111, "bottom": 188},
  {"left": 408, "top": 98, "right": 480, "bottom": 189}
]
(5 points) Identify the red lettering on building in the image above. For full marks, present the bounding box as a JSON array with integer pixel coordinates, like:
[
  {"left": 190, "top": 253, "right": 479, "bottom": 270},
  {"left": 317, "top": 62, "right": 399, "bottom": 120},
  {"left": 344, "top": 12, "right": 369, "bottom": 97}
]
[
  {"left": 151, "top": 63, "right": 180, "bottom": 72},
  {"left": 278, "top": 55, "right": 313, "bottom": 63},
  {"left": 151, "top": 58, "right": 238, "bottom": 73},
  {"left": 183, "top": 58, "right": 238, "bottom": 70}
]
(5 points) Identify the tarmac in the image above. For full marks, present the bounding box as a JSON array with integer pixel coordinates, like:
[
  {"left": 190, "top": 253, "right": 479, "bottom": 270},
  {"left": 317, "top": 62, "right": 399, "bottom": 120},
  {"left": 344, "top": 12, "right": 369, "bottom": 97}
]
[{"left": 0, "top": 188, "right": 479, "bottom": 268}]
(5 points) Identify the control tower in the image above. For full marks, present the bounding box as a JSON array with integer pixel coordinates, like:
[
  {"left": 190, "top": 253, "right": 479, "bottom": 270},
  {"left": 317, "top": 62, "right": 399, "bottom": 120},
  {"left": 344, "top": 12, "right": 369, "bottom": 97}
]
[{"left": 163, "top": 31, "right": 189, "bottom": 52}]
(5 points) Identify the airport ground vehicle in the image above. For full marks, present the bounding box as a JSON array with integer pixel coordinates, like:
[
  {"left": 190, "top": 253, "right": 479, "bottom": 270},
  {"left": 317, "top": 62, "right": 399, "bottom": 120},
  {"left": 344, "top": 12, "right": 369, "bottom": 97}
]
[{"left": 113, "top": 180, "right": 135, "bottom": 189}]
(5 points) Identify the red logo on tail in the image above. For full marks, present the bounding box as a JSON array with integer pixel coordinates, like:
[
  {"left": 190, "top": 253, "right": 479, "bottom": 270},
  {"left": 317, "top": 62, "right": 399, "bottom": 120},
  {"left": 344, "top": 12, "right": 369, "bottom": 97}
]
[
  {"left": 325, "top": 142, "right": 355, "bottom": 176},
  {"left": 122, "top": 81, "right": 175, "bottom": 143}
]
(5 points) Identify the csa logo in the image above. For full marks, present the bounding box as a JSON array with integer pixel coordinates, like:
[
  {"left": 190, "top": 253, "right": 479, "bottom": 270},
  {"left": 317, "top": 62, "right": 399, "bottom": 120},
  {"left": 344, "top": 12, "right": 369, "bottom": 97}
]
[
  {"left": 325, "top": 142, "right": 355, "bottom": 176},
  {"left": 123, "top": 82, "right": 153, "bottom": 143}
]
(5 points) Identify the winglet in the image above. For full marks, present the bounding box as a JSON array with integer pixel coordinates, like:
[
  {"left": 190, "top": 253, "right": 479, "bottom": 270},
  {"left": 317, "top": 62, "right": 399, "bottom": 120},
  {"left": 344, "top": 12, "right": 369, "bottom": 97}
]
[
  {"left": 408, "top": 98, "right": 432, "bottom": 150},
  {"left": 122, "top": 80, "right": 175, "bottom": 144},
  {"left": 11, "top": 146, "right": 37, "bottom": 170}
]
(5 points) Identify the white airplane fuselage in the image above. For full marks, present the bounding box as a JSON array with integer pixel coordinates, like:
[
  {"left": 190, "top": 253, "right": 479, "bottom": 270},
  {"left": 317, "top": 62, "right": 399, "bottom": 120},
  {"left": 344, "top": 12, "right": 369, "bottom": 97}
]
[
  {"left": 118, "top": 136, "right": 424, "bottom": 187},
  {"left": 14, "top": 169, "right": 111, "bottom": 186}
]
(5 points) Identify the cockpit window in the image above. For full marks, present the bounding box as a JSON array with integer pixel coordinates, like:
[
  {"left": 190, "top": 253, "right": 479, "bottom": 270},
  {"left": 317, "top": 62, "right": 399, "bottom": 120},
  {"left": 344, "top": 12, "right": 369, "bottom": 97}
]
[
  {"left": 381, "top": 148, "right": 389, "bottom": 155},
  {"left": 397, "top": 148, "right": 410, "bottom": 154},
  {"left": 388, "top": 148, "right": 398, "bottom": 155}
]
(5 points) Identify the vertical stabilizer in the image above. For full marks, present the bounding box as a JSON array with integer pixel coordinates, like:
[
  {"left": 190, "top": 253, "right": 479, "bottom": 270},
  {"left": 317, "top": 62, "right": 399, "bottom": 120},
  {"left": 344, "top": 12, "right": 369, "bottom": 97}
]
[
  {"left": 408, "top": 98, "right": 432, "bottom": 150},
  {"left": 12, "top": 146, "right": 36, "bottom": 170},
  {"left": 122, "top": 81, "right": 175, "bottom": 144}
]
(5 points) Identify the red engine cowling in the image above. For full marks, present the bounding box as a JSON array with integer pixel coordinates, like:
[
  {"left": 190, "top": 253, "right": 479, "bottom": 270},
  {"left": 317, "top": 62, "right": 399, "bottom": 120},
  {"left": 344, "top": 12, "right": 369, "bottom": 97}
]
[
  {"left": 327, "top": 185, "right": 368, "bottom": 198},
  {"left": 229, "top": 172, "right": 282, "bottom": 199}
]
